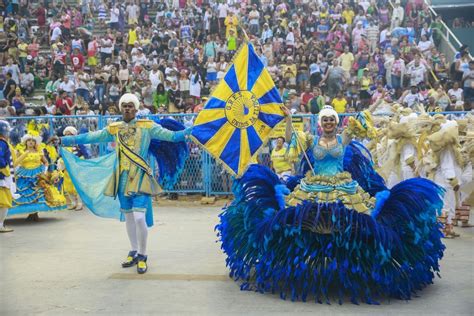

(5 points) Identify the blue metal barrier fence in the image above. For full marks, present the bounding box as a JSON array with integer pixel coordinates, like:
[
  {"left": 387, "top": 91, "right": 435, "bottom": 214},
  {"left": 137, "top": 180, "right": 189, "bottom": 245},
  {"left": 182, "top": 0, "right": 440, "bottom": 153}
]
[{"left": 4, "top": 111, "right": 471, "bottom": 196}]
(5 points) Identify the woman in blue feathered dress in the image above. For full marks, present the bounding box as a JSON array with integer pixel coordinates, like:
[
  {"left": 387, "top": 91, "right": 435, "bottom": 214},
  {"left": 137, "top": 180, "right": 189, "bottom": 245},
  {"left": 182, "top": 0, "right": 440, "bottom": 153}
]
[{"left": 216, "top": 106, "right": 445, "bottom": 304}]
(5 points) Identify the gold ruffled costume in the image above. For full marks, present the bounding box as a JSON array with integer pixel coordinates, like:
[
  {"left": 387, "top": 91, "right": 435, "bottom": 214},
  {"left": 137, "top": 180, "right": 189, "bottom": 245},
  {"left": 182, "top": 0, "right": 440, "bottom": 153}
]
[{"left": 286, "top": 171, "right": 376, "bottom": 213}]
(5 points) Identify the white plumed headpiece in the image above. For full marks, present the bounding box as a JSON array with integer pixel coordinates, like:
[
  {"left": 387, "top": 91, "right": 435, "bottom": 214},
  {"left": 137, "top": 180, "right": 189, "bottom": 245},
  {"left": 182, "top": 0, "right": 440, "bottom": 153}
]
[
  {"left": 318, "top": 105, "right": 339, "bottom": 126},
  {"left": 21, "top": 134, "right": 42, "bottom": 145},
  {"left": 119, "top": 93, "right": 140, "bottom": 110}
]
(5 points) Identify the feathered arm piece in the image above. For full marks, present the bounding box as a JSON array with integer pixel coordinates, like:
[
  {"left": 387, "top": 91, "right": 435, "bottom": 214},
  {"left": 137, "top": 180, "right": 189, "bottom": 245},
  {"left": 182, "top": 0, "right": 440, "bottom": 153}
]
[
  {"left": 287, "top": 131, "right": 313, "bottom": 163},
  {"left": 148, "top": 118, "right": 189, "bottom": 190},
  {"left": 345, "top": 110, "right": 378, "bottom": 140}
]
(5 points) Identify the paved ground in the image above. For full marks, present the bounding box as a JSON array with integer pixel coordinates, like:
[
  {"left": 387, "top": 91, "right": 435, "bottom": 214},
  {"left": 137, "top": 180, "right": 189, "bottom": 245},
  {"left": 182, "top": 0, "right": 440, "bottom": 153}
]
[{"left": 1, "top": 200, "right": 473, "bottom": 315}]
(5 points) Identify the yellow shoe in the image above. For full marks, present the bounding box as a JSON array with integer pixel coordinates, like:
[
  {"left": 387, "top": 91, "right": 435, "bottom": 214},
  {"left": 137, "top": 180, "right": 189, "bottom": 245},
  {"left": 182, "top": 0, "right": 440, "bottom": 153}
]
[{"left": 137, "top": 254, "right": 148, "bottom": 274}]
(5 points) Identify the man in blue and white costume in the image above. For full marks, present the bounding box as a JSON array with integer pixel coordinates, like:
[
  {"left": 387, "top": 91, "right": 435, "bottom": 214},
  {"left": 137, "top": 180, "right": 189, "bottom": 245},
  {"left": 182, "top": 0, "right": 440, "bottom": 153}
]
[{"left": 60, "top": 93, "right": 191, "bottom": 274}]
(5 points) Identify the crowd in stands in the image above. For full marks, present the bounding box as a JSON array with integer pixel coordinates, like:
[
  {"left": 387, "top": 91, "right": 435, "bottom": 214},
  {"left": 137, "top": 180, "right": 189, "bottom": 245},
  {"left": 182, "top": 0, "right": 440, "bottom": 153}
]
[
  {"left": 0, "top": 0, "right": 473, "bottom": 119},
  {"left": 452, "top": 17, "right": 474, "bottom": 29}
]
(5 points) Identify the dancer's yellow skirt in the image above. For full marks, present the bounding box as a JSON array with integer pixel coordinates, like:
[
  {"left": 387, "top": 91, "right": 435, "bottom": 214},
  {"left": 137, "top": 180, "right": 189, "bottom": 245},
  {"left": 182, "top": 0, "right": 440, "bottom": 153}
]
[
  {"left": 0, "top": 187, "right": 12, "bottom": 208},
  {"left": 63, "top": 170, "right": 77, "bottom": 195}
]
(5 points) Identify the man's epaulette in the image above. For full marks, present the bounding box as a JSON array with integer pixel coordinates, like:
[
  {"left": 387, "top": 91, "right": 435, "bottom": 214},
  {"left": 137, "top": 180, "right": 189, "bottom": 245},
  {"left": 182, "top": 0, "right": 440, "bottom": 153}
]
[
  {"left": 136, "top": 119, "right": 154, "bottom": 129},
  {"left": 107, "top": 122, "right": 123, "bottom": 135}
]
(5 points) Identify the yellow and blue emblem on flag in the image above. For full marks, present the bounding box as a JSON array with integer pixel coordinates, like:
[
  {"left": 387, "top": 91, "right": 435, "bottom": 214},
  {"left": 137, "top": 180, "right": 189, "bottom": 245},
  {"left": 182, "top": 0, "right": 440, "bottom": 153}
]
[{"left": 191, "top": 43, "right": 284, "bottom": 177}]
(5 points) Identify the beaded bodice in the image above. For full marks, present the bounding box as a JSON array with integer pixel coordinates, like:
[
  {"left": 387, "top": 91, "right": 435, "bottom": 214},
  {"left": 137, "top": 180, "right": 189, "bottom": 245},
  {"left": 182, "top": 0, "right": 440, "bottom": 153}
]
[{"left": 311, "top": 135, "right": 345, "bottom": 176}]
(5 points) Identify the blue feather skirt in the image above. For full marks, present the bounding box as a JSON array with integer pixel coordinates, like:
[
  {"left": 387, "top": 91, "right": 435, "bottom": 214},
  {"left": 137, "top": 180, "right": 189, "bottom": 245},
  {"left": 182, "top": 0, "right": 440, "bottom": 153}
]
[{"left": 216, "top": 165, "right": 445, "bottom": 304}]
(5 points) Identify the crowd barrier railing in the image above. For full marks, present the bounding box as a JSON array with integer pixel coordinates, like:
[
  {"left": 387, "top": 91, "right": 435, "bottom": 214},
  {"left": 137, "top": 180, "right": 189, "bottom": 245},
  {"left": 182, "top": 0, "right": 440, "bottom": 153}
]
[{"left": 4, "top": 111, "right": 471, "bottom": 196}]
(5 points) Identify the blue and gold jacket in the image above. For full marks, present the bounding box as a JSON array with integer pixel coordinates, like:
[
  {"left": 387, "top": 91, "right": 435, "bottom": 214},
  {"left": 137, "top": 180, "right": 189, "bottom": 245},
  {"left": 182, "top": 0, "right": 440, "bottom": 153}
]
[{"left": 61, "top": 119, "right": 187, "bottom": 197}]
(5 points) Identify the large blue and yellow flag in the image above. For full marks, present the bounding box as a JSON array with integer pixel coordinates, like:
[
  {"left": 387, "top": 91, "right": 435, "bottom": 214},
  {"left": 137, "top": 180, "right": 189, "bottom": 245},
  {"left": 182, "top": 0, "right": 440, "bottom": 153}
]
[{"left": 191, "top": 43, "right": 284, "bottom": 177}]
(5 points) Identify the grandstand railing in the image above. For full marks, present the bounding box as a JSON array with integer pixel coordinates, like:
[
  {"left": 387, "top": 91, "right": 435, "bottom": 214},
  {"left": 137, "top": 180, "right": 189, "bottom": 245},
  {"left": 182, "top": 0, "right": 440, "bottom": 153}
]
[{"left": 4, "top": 111, "right": 471, "bottom": 196}]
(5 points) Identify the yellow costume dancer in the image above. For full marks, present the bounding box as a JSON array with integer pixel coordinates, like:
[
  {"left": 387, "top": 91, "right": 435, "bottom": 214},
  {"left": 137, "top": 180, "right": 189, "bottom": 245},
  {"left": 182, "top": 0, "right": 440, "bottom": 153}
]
[
  {"left": 8, "top": 134, "right": 67, "bottom": 220},
  {"left": 57, "top": 126, "right": 88, "bottom": 210}
]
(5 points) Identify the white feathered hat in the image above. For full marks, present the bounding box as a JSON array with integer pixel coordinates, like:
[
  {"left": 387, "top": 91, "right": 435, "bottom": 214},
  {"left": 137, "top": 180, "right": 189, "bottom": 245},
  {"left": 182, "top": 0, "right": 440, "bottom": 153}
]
[
  {"left": 318, "top": 105, "right": 339, "bottom": 126},
  {"left": 119, "top": 93, "right": 140, "bottom": 110},
  {"left": 21, "top": 134, "right": 42, "bottom": 145}
]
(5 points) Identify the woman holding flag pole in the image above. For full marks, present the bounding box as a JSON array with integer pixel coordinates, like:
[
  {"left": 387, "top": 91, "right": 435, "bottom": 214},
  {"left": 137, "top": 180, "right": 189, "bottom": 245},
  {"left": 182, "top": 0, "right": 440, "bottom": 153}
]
[
  {"left": 192, "top": 28, "right": 447, "bottom": 301},
  {"left": 214, "top": 101, "right": 447, "bottom": 303}
]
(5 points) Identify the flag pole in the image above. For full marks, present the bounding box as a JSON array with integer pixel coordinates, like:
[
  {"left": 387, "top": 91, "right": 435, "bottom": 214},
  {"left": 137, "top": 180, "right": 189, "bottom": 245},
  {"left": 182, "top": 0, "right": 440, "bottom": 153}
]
[{"left": 287, "top": 116, "right": 316, "bottom": 176}]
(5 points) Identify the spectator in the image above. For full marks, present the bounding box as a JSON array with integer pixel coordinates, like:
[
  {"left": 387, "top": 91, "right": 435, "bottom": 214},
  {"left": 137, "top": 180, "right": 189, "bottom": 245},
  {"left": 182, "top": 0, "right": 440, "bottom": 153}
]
[
  {"left": 50, "top": 20, "right": 62, "bottom": 44},
  {"left": 401, "top": 85, "right": 425, "bottom": 109},
  {"left": 321, "top": 60, "right": 347, "bottom": 98},
  {"left": 52, "top": 43, "right": 67, "bottom": 78},
  {"left": 306, "top": 87, "right": 325, "bottom": 114},
  {"left": 338, "top": 46, "right": 354, "bottom": 76},
  {"left": 153, "top": 83, "right": 169, "bottom": 113},
  {"left": 59, "top": 75, "right": 75, "bottom": 98},
  {"left": 391, "top": 53, "right": 406, "bottom": 91},
  {"left": 71, "top": 48, "right": 85, "bottom": 72},
  {"left": 417, "top": 34, "right": 434, "bottom": 59},
  {"left": 100, "top": 35, "right": 114, "bottom": 65},
  {"left": 270, "top": 137, "right": 292, "bottom": 181},
  {"left": 406, "top": 55, "right": 428, "bottom": 87},
  {"left": 448, "top": 81, "right": 464, "bottom": 102},
  {"left": 0, "top": 99, "right": 15, "bottom": 117},
  {"left": 366, "top": 19, "right": 380, "bottom": 55},
  {"left": 3, "top": 58, "right": 21, "bottom": 85},
  {"left": 76, "top": 100, "right": 95, "bottom": 116},
  {"left": 19, "top": 66, "right": 34, "bottom": 96},
  {"left": 55, "top": 90, "right": 74, "bottom": 115},
  {"left": 261, "top": 23, "right": 272, "bottom": 43},
  {"left": 107, "top": 72, "right": 122, "bottom": 106},
  {"left": 189, "top": 67, "right": 202, "bottom": 103},
  {"left": 391, "top": 0, "right": 405, "bottom": 29},
  {"left": 3, "top": 72, "right": 16, "bottom": 103},
  {"left": 300, "top": 85, "right": 314, "bottom": 110},
  {"left": 75, "top": 69, "right": 91, "bottom": 103},
  {"left": 462, "top": 60, "right": 474, "bottom": 108},
  {"left": 226, "top": 29, "right": 237, "bottom": 53},
  {"left": 11, "top": 88, "right": 25, "bottom": 113},
  {"left": 331, "top": 90, "right": 348, "bottom": 114},
  {"left": 43, "top": 97, "right": 56, "bottom": 115}
]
